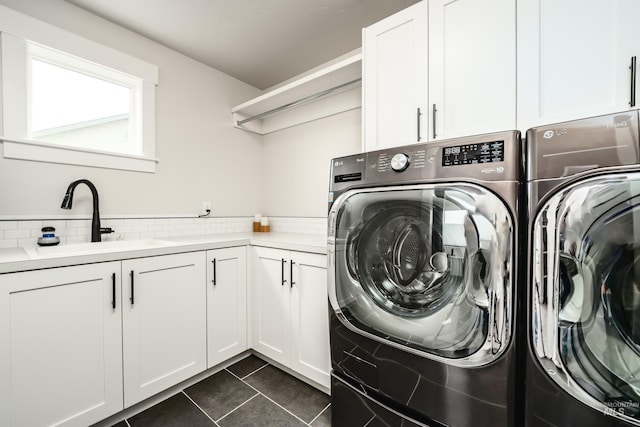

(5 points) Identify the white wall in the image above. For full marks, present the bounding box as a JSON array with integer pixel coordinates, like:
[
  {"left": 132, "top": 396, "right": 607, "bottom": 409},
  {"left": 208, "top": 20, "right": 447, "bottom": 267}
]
[
  {"left": 261, "top": 108, "right": 361, "bottom": 217},
  {"left": 0, "top": 0, "right": 264, "bottom": 218},
  {"left": 0, "top": 0, "right": 362, "bottom": 221}
]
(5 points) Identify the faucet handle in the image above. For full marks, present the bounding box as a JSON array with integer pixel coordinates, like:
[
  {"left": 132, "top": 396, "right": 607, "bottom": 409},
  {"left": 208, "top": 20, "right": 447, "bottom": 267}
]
[{"left": 100, "top": 227, "right": 115, "bottom": 235}]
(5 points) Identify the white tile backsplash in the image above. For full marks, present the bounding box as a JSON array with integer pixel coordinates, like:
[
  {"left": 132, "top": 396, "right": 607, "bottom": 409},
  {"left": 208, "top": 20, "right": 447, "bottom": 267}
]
[
  {"left": 0, "top": 216, "right": 327, "bottom": 248},
  {"left": 268, "top": 217, "right": 327, "bottom": 235}
]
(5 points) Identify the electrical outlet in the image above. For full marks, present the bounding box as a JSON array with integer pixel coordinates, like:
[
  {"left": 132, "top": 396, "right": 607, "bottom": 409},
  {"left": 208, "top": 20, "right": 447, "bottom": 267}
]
[{"left": 202, "top": 201, "right": 211, "bottom": 215}]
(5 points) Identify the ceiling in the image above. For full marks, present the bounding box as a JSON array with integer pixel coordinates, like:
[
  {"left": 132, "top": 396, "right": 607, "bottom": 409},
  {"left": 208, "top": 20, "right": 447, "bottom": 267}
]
[{"left": 65, "top": 0, "right": 420, "bottom": 90}]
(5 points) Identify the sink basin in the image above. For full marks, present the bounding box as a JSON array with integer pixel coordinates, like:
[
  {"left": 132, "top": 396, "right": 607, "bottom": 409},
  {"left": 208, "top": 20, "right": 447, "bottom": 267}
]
[{"left": 24, "top": 239, "right": 175, "bottom": 259}]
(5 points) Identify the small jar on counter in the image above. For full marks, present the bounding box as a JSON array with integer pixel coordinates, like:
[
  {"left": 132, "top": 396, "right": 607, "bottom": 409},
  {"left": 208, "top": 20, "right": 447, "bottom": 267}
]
[
  {"left": 253, "top": 214, "right": 262, "bottom": 232},
  {"left": 260, "top": 216, "right": 270, "bottom": 232}
]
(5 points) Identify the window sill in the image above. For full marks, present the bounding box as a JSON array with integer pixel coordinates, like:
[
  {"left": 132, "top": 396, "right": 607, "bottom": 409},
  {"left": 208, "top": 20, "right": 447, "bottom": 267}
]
[{"left": 1, "top": 137, "right": 158, "bottom": 173}]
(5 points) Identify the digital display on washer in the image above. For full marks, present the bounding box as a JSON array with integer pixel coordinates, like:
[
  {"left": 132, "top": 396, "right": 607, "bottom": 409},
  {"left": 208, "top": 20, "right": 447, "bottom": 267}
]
[{"left": 442, "top": 140, "right": 505, "bottom": 166}]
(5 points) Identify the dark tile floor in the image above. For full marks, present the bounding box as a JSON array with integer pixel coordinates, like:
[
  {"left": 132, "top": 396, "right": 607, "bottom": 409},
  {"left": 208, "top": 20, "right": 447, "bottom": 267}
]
[{"left": 110, "top": 354, "right": 331, "bottom": 427}]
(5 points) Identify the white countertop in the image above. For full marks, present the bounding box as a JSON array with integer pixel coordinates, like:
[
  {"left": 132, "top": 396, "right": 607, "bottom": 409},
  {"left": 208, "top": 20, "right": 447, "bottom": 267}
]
[{"left": 0, "top": 232, "right": 328, "bottom": 274}]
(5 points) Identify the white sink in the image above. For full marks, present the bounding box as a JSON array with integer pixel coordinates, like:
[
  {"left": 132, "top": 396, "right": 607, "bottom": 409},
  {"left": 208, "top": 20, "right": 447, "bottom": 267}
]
[{"left": 24, "top": 239, "right": 175, "bottom": 259}]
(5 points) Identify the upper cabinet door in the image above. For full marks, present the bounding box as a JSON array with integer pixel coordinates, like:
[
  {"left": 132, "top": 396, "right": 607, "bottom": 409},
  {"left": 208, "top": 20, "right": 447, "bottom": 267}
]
[
  {"left": 429, "top": 0, "right": 516, "bottom": 140},
  {"left": 363, "top": 1, "right": 428, "bottom": 152},
  {"left": 517, "top": 0, "right": 640, "bottom": 131}
]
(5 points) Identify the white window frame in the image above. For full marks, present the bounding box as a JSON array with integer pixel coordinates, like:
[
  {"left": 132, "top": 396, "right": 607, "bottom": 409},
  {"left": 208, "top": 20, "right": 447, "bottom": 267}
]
[{"left": 0, "top": 6, "right": 159, "bottom": 173}]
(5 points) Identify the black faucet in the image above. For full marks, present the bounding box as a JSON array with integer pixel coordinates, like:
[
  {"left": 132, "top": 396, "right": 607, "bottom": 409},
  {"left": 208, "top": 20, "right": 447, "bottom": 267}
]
[{"left": 61, "top": 179, "right": 114, "bottom": 242}]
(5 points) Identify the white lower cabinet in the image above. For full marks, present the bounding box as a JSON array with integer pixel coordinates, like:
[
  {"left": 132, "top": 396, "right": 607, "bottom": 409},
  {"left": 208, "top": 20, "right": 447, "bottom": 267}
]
[
  {"left": 122, "top": 252, "right": 207, "bottom": 407},
  {"left": 0, "top": 262, "right": 124, "bottom": 427},
  {"left": 251, "top": 246, "right": 330, "bottom": 388},
  {"left": 0, "top": 243, "right": 326, "bottom": 427},
  {"left": 206, "top": 246, "right": 247, "bottom": 368}
]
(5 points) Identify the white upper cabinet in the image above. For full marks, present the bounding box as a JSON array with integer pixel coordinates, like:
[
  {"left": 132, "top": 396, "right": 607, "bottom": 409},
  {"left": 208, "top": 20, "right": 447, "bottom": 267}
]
[
  {"left": 363, "top": 1, "right": 428, "bottom": 151},
  {"left": 517, "top": 0, "right": 640, "bottom": 131},
  {"left": 429, "top": 0, "right": 516, "bottom": 140},
  {"left": 362, "top": 0, "right": 516, "bottom": 151}
]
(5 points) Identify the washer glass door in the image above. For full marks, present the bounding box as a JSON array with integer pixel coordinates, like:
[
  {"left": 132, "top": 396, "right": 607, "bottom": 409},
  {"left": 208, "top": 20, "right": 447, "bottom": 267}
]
[
  {"left": 533, "top": 172, "right": 640, "bottom": 423},
  {"left": 329, "top": 183, "right": 514, "bottom": 366}
]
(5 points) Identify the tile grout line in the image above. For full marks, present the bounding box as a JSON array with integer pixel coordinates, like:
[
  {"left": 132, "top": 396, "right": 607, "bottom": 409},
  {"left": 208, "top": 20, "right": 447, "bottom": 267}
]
[
  {"left": 125, "top": 357, "right": 327, "bottom": 427},
  {"left": 239, "top": 362, "right": 270, "bottom": 380},
  {"left": 214, "top": 393, "right": 261, "bottom": 423},
  {"left": 181, "top": 391, "right": 220, "bottom": 426},
  {"left": 251, "top": 390, "right": 314, "bottom": 426},
  {"left": 228, "top": 363, "right": 315, "bottom": 426},
  {"left": 308, "top": 402, "right": 331, "bottom": 425}
]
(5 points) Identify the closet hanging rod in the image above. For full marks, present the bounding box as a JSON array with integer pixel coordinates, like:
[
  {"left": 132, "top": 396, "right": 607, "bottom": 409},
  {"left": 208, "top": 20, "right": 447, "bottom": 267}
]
[{"left": 236, "top": 78, "right": 362, "bottom": 126}]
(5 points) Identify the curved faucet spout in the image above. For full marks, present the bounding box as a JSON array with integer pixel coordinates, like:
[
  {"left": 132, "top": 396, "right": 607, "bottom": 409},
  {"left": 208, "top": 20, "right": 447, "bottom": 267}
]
[{"left": 61, "top": 179, "right": 112, "bottom": 242}]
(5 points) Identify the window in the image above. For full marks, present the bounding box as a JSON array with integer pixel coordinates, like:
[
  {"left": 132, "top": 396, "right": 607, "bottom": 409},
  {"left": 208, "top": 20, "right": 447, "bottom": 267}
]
[{"left": 0, "top": 6, "right": 158, "bottom": 172}]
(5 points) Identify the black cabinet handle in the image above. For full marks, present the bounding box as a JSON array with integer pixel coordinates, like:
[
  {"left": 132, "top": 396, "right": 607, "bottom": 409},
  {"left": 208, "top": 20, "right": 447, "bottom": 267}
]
[
  {"left": 281, "top": 258, "right": 287, "bottom": 286},
  {"left": 631, "top": 56, "right": 637, "bottom": 107},
  {"left": 290, "top": 260, "right": 296, "bottom": 288},
  {"left": 130, "top": 270, "right": 135, "bottom": 305},
  {"left": 416, "top": 107, "right": 422, "bottom": 141},
  {"left": 111, "top": 273, "right": 116, "bottom": 310},
  {"left": 432, "top": 104, "right": 437, "bottom": 139},
  {"left": 212, "top": 258, "right": 217, "bottom": 286}
]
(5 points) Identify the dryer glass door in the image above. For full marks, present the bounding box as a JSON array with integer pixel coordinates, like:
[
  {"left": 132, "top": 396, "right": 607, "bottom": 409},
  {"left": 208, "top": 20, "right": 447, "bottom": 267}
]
[
  {"left": 533, "top": 172, "right": 640, "bottom": 423},
  {"left": 329, "top": 183, "right": 514, "bottom": 366}
]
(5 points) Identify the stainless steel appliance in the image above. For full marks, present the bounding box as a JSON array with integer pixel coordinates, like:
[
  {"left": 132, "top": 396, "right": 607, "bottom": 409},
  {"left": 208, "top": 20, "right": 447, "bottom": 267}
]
[
  {"left": 526, "top": 110, "right": 640, "bottom": 426},
  {"left": 328, "top": 131, "right": 523, "bottom": 426}
]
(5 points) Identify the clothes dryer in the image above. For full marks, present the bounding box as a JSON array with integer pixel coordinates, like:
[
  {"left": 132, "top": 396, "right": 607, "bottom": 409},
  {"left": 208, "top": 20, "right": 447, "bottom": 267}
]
[
  {"left": 526, "top": 110, "right": 640, "bottom": 426},
  {"left": 328, "top": 131, "right": 524, "bottom": 426}
]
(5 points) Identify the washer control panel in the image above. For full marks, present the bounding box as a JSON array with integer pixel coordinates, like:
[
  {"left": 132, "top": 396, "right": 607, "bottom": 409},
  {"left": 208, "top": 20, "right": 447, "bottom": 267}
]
[
  {"left": 375, "top": 149, "right": 427, "bottom": 174},
  {"left": 330, "top": 131, "right": 519, "bottom": 189},
  {"left": 442, "top": 141, "right": 504, "bottom": 166}
]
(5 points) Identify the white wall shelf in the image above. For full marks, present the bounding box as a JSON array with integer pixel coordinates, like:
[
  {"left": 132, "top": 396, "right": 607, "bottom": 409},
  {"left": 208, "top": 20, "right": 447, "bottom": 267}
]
[{"left": 231, "top": 51, "right": 362, "bottom": 135}]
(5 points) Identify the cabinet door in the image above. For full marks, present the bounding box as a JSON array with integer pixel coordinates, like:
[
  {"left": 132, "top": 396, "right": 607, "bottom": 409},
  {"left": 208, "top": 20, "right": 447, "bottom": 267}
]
[
  {"left": 207, "top": 246, "right": 247, "bottom": 368},
  {"left": 429, "top": 0, "right": 515, "bottom": 140},
  {"left": 122, "top": 252, "right": 206, "bottom": 407},
  {"left": 251, "top": 246, "right": 291, "bottom": 365},
  {"left": 517, "top": 0, "right": 640, "bottom": 131},
  {"left": 290, "top": 252, "right": 330, "bottom": 388},
  {"left": 363, "top": 1, "right": 428, "bottom": 151},
  {"left": 0, "top": 262, "right": 123, "bottom": 427}
]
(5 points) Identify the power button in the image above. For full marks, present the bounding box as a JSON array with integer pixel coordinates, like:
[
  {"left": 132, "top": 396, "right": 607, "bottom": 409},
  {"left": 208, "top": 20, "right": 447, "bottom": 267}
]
[{"left": 391, "top": 153, "right": 410, "bottom": 172}]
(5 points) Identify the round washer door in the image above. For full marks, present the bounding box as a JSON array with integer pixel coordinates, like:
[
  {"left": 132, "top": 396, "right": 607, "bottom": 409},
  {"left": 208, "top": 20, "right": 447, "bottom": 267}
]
[
  {"left": 532, "top": 172, "right": 640, "bottom": 423},
  {"left": 329, "top": 183, "right": 514, "bottom": 366}
]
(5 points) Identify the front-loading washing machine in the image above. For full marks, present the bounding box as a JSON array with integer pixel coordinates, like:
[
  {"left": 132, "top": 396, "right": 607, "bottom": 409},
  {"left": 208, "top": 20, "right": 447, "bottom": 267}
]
[
  {"left": 526, "top": 110, "right": 640, "bottom": 426},
  {"left": 328, "top": 131, "right": 524, "bottom": 426}
]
